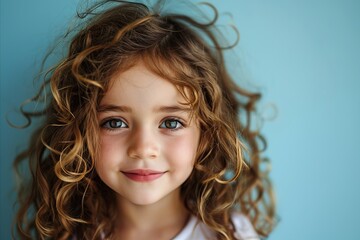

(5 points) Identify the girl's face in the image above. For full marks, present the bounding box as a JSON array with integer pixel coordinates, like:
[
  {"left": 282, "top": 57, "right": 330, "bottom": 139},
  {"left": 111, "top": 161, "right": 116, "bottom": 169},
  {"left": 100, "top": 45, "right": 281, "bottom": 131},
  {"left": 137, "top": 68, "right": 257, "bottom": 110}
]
[{"left": 96, "top": 61, "right": 200, "bottom": 206}]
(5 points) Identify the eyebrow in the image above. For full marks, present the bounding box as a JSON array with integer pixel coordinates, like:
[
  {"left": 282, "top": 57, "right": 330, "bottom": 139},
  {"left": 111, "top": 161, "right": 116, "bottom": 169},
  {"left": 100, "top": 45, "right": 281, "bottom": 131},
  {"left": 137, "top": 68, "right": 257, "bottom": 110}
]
[
  {"left": 97, "top": 104, "right": 132, "bottom": 113},
  {"left": 155, "top": 105, "right": 192, "bottom": 113},
  {"left": 97, "top": 104, "right": 191, "bottom": 113}
]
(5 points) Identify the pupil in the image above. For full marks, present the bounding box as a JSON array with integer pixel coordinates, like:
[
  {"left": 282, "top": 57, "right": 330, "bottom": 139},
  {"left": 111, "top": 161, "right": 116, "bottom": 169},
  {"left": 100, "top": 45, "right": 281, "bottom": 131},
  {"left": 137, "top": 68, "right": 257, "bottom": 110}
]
[
  {"left": 166, "top": 120, "right": 176, "bottom": 128},
  {"left": 110, "top": 120, "right": 121, "bottom": 128}
]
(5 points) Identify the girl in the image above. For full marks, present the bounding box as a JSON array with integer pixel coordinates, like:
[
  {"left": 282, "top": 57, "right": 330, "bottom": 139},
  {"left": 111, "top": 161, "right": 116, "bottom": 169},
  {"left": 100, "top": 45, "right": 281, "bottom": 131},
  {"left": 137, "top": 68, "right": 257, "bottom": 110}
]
[{"left": 13, "top": 0, "right": 276, "bottom": 239}]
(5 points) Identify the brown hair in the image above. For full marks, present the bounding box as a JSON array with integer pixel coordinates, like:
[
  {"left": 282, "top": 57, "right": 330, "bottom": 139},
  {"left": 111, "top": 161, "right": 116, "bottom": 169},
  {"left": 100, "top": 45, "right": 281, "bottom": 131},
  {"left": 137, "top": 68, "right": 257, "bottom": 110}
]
[{"left": 13, "top": 1, "right": 276, "bottom": 239}]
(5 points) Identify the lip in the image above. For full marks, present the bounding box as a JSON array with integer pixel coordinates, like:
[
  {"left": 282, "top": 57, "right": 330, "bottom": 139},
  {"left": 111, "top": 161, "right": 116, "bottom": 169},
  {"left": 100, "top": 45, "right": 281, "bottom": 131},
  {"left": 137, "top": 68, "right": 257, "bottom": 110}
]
[{"left": 121, "top": 169, "right": 166, "bottom": 182}]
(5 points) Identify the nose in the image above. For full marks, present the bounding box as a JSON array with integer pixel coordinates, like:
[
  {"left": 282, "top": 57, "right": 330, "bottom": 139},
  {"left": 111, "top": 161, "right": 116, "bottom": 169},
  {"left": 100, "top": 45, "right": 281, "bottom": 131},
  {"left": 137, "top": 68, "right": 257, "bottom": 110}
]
[{"left": 127, "top": 126, "right": 159, "bottom": 160}]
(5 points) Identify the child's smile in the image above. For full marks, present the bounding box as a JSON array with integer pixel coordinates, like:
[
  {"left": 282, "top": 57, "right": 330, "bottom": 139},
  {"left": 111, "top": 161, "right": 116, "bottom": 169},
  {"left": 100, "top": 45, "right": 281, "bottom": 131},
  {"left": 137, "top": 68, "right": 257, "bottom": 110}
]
[
  {"left": 121, "top": 169, "right": 166, "bottom": 182},
  {"left": 96, "top": 60, "right": 200, "bottom": 206}
]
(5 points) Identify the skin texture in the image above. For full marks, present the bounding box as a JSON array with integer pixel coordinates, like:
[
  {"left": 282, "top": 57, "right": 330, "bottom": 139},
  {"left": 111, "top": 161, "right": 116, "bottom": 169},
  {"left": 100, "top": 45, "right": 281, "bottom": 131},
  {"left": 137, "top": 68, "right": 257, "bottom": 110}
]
[{"left": 96, "top": 61, "right": 200, "bottom": 239}]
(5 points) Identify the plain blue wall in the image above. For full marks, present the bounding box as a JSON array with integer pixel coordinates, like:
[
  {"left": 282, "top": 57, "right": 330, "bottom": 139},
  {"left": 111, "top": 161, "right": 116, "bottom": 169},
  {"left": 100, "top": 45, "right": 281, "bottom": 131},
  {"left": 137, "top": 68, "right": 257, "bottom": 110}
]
[{"left": 1, "top": 0, "right": 359, "bottom": 239}]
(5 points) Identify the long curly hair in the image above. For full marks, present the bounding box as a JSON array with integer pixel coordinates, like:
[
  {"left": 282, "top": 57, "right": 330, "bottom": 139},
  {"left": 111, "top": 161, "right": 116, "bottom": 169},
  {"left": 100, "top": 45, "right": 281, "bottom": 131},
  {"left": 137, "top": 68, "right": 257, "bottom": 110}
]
[{"left": 13, "top": 1, "right": 276, "bottom": 239}]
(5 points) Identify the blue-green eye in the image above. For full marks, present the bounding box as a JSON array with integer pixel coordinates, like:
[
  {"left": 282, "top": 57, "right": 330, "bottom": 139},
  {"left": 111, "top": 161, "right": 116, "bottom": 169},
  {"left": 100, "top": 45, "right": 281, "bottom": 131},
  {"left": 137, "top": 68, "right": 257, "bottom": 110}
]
[
  {"left": 101, "top": 119, "right": 128, "bottom": 129},
  {"left": 159, "top": 119, "right": 183, "bottom": 130}
]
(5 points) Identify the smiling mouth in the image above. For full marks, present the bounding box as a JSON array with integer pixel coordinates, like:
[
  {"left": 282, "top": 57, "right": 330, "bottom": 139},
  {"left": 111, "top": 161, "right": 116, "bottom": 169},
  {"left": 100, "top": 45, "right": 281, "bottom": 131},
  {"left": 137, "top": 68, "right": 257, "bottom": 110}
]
[{"left": 121, "top": 169, "right": 166, "bottom": 182}]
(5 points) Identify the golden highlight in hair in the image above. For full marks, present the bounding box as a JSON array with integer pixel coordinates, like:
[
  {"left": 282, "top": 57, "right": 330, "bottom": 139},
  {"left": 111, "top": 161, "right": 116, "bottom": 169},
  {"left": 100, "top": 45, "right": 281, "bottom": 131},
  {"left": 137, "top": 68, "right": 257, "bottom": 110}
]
[{"left": 13, "top": 1, "right": 276, "bottom": 239}]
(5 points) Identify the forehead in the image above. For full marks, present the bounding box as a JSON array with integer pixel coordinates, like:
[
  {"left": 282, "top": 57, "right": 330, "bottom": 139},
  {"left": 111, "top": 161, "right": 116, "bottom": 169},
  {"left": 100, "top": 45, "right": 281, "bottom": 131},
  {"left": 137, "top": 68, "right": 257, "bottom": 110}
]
[{"left": 100, "top": 61, "right": 189, "bottom": 109}]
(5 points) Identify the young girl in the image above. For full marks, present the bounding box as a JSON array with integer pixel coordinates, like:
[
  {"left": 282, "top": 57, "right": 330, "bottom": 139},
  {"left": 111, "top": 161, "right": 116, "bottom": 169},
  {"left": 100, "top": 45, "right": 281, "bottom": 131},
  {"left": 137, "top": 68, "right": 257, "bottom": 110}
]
[{"left": 13, "top": 0, "right": 276, "bottom": 239}]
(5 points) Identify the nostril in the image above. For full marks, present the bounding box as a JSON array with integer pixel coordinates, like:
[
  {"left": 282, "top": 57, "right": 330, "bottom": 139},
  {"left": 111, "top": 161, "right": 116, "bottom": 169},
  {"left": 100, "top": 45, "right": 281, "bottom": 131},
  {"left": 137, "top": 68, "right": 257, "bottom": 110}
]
[{"left": 127, "top": 143, "right": 158, "bottom": 160}]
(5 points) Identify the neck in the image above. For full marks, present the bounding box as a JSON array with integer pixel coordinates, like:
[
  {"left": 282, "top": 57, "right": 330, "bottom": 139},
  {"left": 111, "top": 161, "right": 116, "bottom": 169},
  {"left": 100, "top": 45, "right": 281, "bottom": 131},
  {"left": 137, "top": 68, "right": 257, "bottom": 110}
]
[{"left": 114, "top": 189, "right": 189, "bottom": 237}]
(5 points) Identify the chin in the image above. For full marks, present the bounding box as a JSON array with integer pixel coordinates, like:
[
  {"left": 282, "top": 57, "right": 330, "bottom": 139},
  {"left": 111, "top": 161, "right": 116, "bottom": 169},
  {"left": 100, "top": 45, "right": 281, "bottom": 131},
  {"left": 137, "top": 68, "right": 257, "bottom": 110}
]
[{"left": 127, "top": 194, "right": 164, "bottom": 206}]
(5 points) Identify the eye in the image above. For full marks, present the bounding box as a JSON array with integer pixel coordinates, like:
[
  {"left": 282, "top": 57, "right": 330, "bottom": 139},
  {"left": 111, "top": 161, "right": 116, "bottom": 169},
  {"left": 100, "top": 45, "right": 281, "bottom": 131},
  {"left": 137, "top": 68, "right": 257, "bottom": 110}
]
[
  {"left": 101, "top": 118, "right": 128, "bottom": 129},
  {"left": 159, "top": 119, "right": 183, "bottom": 130}
]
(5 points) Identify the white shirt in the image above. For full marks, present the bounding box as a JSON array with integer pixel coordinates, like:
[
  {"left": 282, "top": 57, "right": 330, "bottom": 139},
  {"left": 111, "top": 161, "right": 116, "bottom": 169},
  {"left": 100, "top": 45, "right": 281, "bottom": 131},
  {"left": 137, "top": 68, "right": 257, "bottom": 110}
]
[
  {"left": 173, "top": 213, "right": 259, "bottom": 240},
  {"left": 73, "top": 213, "right": 259, "bottom": 240}
]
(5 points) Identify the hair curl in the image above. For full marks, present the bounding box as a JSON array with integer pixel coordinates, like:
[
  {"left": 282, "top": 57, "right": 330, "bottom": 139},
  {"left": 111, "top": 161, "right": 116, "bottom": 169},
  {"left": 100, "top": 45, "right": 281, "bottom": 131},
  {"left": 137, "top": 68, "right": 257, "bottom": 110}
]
[{"left": 13, "top": 1, "right": 276, "bottom": 239}]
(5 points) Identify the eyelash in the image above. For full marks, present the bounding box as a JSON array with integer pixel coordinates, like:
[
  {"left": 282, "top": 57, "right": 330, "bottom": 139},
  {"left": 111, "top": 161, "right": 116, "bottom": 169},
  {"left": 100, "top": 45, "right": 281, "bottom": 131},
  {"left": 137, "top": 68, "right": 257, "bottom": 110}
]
[
  {"left": 101, "top": 118, "right": 128, "bottom": 130},
  {"left": 159, "top": 118, "right": 184, "bottom": 130},
  {"left": 100, "top": 118, "right": 185, "bottom": 131}
]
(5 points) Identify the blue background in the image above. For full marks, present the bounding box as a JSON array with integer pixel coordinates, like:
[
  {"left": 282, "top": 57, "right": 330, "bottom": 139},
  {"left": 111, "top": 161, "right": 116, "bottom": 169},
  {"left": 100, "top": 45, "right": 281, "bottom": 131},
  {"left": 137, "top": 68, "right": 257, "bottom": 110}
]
[{"left": 1, "top": 0, "right": 359, "bottom": 239}]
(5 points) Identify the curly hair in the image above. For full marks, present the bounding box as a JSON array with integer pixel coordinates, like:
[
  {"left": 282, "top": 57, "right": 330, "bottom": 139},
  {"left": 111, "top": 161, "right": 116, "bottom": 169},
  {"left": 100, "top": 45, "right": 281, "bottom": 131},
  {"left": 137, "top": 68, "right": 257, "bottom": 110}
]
[{"left": 13, "top": 1, "right": 276, "bottom": 239}]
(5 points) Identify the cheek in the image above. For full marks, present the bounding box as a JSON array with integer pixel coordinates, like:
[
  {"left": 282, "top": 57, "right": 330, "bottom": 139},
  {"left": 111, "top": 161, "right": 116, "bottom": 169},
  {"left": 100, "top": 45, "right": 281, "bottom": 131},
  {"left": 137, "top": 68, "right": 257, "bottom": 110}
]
[
  {"left": 97, "top": 135, "right": 125, "bottom": 169},
  {"left": 164, "top": 132, "right": 199, "bottom": 169}
]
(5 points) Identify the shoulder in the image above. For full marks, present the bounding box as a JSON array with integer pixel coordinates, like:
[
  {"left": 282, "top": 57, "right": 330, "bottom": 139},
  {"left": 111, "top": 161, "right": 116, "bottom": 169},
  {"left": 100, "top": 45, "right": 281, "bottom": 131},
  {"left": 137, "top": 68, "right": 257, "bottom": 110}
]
[
  {"left": 231, "top": 212, "right": 260, "bottom": 240},
  {"left": 173, "top": 213, "right": 259, "bottom": 240}
]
